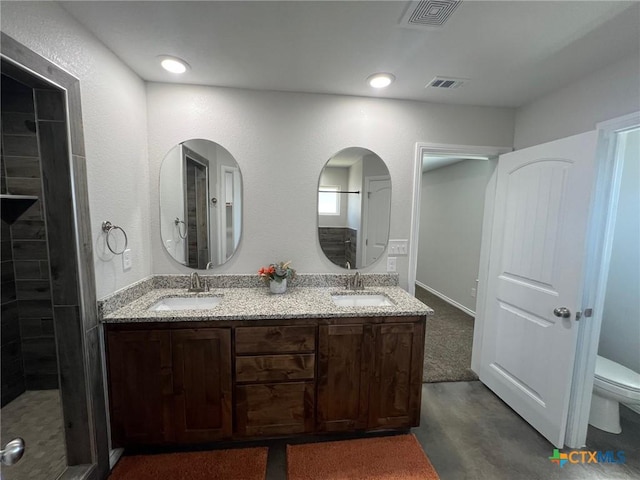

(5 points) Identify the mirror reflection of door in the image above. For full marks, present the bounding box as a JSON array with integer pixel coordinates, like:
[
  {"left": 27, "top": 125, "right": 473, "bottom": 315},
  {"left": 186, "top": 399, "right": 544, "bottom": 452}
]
[
  {"left": 182, "top": 146, "right": 210, "bottom": 269},
  {"left": 159, "top": 139, "right": 243, "bottom": 269},
  {"left": 363, "top": 176, "right": 391, "bottom": 265}
]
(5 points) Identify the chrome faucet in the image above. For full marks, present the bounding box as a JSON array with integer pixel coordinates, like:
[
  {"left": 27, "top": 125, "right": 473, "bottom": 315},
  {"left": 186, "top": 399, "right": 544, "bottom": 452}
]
[
  {"left": 346, "top": 270, "right": 364, "bottom": 291},
  {"left": 188, "top": 272, "right": 207, "bottom": 292},
  {"left": 206, "top": 261, "right": 214, "bottom": 269}
]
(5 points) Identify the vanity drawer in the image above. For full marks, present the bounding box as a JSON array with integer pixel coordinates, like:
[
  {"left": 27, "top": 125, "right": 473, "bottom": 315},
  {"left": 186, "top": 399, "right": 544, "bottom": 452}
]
[
  {"left": 236, "top": 354, "right": 315, "bottom": 383},
  {"left": 235, "top": 381, "right": 315, "bottom": 437},
  {"left": 235, "top": 326, "right": 316, "bottom": 354}
]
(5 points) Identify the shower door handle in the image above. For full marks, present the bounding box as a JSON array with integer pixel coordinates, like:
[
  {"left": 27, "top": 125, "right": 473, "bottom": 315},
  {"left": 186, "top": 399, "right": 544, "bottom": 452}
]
[{"left": 1, "top": 438, "right": 25, "bottom": 466}]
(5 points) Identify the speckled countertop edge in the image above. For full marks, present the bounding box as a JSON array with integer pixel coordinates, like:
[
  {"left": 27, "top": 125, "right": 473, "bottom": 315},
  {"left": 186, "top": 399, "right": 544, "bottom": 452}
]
[
  {"left": 98, "top": 273, "right": 400, "bottom": 318},
  {"left": 102, "top": 286, "right": 434, "bottom": 323}
]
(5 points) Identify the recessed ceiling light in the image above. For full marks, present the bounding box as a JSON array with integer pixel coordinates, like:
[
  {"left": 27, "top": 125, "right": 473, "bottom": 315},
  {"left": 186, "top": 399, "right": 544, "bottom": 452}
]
[
  {"left": 159, "top": 55, "right": 190, "bottom": 74},
  {"left": 367, "top": 73, "right": 395, "bottom": 89}
]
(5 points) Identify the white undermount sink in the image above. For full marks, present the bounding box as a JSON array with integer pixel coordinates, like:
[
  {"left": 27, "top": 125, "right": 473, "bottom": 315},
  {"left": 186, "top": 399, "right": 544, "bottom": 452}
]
[
  {"left": 149, "top": 296, "right": 223, "bottom": 311},
  {"left": 331, "top": 294, "right": 394, "bottom": 307}
]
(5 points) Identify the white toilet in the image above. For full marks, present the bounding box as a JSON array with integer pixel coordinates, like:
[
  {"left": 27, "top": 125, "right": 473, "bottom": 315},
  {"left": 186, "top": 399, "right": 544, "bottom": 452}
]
[{"left": 589, "top": 355, "right": 640, "bottom": 434}]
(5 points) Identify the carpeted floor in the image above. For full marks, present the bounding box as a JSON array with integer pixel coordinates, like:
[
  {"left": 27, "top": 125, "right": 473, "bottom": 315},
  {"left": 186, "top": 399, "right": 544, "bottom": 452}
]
[
  {"left": 287, "top": 434, "right": 439, "bottom": 480},
  {"left": 415, "top": 285, "right": 479, "bottom": 383}
]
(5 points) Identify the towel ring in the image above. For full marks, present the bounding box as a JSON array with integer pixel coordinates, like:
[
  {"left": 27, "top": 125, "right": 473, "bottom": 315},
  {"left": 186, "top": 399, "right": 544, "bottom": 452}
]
[
  {"left": 174, "top": 218, "right": 187, "bottom": 239},
  {"left": 101, "top": 221, "right": 128, "bottom": 255}
]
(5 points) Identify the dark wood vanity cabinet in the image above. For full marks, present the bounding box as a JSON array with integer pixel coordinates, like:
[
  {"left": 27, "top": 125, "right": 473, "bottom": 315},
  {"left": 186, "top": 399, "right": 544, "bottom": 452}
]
[
  {"left": 106, "top": 328, "right": 232, "bottom": 447},
  {"left": 107, "top": 330, "right": 172, "bottom": 446},
  {"left": 316, "top": 320, "right": 424, "bottom": 432},
  {"left": 235, "top": 326, "right": 316, "bottom": 437},
  {"left": 368, "top": 323, "right": 424, "bottom": 429},
  {"left": 317, "top": 323, "right": 372, "bottom": 432},
  {"left": 105, "top": 316, "right": 424, "bottom": 447}
]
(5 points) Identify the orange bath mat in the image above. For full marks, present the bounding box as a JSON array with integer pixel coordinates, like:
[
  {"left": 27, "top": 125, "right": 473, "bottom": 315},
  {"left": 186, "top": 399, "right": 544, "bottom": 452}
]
[
  {"left": 109, "top": 446, "right": 268, "bottom": 480},
  {"left": 286, "top": 434, "right": 440, "bottom": 480}
]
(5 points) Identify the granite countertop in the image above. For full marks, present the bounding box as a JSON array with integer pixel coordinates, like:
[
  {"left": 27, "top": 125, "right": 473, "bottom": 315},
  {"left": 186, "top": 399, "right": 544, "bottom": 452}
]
[{"left": 102, "top": 286, "right": 433, "bottom": 323}]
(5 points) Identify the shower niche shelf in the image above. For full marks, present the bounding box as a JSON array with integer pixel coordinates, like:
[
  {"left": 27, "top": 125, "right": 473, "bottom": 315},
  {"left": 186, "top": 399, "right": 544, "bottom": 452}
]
[{"left": 0, "top": 194, "right": 38, "bottom": 224}]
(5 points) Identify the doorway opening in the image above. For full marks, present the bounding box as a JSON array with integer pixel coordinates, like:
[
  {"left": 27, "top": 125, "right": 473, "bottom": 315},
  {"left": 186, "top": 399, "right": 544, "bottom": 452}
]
[
  {"left": 409, "top": 143, "right": 510, "bottom": 383},
  {"left": 585, "top": 124, "right": 640, "bottom": 447},
  {"left": 1, "top": 66, "right": 68, "bottom": 480},
  {"left": 565, "top": 112, "right": 640, "bottom": 449}
]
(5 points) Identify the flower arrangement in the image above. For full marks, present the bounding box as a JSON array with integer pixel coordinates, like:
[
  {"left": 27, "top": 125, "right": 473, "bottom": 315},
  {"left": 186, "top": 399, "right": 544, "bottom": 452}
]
[{"left": 258, "top": 261, "right": 296, "bottom": 284}]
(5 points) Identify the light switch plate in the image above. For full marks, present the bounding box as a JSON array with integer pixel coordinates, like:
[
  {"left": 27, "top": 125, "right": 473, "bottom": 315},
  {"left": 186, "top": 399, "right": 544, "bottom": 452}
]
[
  {"left": 122, "top": 249, "right": 132, "bottom": 270},
  {"left": 388, "top": 239, "right": 408, "bottom": 256}
]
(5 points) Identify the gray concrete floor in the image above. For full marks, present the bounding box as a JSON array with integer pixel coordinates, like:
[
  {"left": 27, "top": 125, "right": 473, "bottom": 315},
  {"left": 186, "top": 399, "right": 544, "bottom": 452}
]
[
  {"left": 114, "top": 381, "right": 639, "bottom": 479},
  {"left": 260, "top": 381, "right": 640, "bottom": 480}
]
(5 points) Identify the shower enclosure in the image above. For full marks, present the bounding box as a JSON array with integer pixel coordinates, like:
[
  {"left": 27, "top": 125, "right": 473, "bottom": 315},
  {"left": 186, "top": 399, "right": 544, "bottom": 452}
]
[{"left": 1, "top": 33, "right": 110, "bottom": 480}]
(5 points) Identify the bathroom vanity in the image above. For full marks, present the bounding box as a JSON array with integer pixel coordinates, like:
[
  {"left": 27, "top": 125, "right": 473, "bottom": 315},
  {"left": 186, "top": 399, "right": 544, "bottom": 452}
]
[{"left": 101, "top": 280, "right": 432, "bottom": 448}]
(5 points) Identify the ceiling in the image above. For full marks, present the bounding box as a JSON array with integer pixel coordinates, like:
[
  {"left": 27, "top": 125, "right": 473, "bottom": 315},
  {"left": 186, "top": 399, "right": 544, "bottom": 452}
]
[{"left": 60, "top": 1, "right": 640, "bottom": 107}]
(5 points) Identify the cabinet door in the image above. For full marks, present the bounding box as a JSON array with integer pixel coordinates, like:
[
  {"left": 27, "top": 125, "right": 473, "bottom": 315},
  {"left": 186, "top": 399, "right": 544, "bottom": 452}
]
[
  {"left": 236, "top": 382, "right": 314, "bottom": 437},
  {"left": 106, "top": 330, "right": 172, "bottom": 447},
  {"left": 172, "top": 329, "right": 232, "bottom": 442},
  {"left": 369, "top": 322, "right": 424, "bottom": 429},
  {"left": 317, "top": 324, "right": 371, "bottom": 432}
]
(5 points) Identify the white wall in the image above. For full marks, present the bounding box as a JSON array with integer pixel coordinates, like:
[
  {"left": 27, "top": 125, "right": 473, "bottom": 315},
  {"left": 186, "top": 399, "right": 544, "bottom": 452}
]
[
  {"left": 598, "top": 128, "right": 640, "bottom": 372},
  {"left": 147, "top": 83, "right": 515, "bottom": 289},
  {"left": 1, "top": 1, "right": 151, "bottom": 299},
  {"left": 417, "top": 159, "right": 496, "bottom": 311},
  {"left": 514, "top": 54, "right": 640, "bottom": 149}
]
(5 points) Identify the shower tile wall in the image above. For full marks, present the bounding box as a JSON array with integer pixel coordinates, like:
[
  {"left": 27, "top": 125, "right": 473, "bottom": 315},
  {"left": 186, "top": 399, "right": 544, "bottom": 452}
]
[
  {"left": 318, "top": 227, "right": 357, "bottom": 266},
  {"left": 1, "top": 74, "right": 58, "bottom": 395},
  {"left": 1, "top": 216, "right": 25, "bottom": 406}
]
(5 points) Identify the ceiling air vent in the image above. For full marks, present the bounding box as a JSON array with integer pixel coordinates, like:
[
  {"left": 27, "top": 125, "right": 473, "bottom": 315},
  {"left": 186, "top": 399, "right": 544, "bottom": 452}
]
[
  {"left": 426, "top": 76, "right": 468, "bottom": 89},
  {"left": 400, "top": 0, "right": 462, "bottom": 29}
]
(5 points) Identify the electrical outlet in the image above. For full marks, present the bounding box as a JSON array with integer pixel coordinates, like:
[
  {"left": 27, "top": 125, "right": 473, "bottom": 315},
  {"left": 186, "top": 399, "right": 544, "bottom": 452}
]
[
  {"left": 471, "top": 287, "right": 476, "bottom": 298},
  {"left": 122, "top": 249, "right": 132, "bottom": 270},
  {"left": 387, "top": 256, "right": 397, "bottom": 272}
]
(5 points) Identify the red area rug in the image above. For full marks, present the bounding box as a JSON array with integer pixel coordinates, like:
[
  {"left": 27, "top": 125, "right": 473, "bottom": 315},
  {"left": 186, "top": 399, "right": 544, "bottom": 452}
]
[
  {"left": 109, "top": 447, "right": 268, "bottom": 480},
  {"left": 287, "top": 434, "right": 440, "bottom": 480}
]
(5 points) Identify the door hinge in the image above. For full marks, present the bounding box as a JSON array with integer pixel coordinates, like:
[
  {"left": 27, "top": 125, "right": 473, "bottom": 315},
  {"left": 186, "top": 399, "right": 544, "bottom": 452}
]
[{"left": 576, "top": 308, "right": 593, "bottom": 321}]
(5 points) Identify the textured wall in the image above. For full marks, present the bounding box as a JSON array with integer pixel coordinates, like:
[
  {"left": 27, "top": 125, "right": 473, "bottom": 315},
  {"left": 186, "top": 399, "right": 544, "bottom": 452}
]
[
  {"left": 147, "top": 84, "right": 515, "bottom": 289},
  {"left": 514, "top": 54, "right": 640, "bottom": 149},
  {"left": 1, "top": 2, "right": 516, "bottom": 294},
  {"left": 1, "top": 1, "right": 150, "bottom": 299}
]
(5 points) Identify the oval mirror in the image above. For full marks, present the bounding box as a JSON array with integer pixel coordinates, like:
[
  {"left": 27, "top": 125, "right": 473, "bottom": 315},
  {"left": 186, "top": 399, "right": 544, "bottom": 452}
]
[
  {"left": 159, "top": 139, "right": 242, "bottom": 269},
  {"left": 317, "top": 147, "right": 391, "bottom": 269}
]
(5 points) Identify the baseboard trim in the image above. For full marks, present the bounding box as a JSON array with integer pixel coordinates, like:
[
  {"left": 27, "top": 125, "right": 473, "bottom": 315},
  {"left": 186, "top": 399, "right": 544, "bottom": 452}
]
[{"left": 415, "top": 281, "right": 475, "bottom": 317}]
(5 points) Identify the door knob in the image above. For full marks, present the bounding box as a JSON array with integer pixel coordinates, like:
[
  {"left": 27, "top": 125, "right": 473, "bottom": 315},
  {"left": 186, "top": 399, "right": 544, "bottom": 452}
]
[{"left": 553, "top": 307, "right": 571, "bottom": 319}]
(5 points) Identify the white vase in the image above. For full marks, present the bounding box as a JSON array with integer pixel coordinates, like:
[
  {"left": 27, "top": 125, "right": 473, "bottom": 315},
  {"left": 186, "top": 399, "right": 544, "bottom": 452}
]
[{"left": 269, "top": 278, "right": 287, "bottom": 294}]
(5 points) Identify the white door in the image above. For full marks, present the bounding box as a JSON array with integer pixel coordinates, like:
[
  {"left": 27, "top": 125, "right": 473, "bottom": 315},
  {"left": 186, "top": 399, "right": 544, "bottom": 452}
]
[
  {"left": 363, "top": 177, "right": 391, "bottom": 266},
  {"left": 478, "top": 131, "right": 597, "bottom": 447}
]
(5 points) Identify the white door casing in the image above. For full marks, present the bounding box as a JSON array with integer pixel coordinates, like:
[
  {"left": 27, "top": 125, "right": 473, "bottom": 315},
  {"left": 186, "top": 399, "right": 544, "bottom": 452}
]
[{"left": 478, "top": 131, "right": 597, "bottom": 448}]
